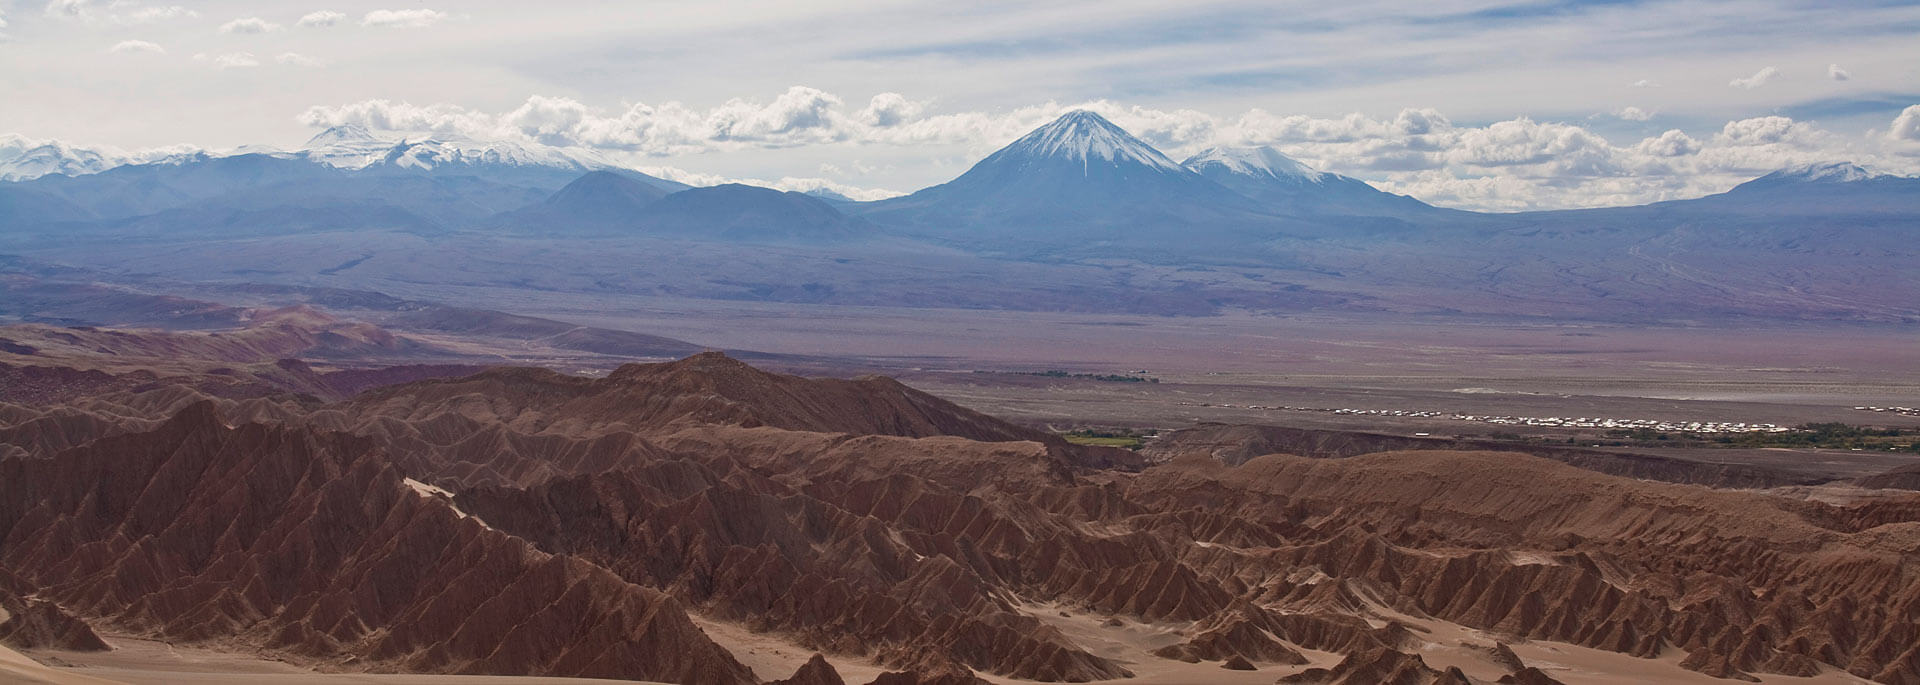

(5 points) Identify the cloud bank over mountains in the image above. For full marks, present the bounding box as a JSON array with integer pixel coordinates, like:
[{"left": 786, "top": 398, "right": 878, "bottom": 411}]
[
  {"left": 8, "top": 1, "right": 1918, "bottom": 211},
  {"left": 295, "top": 88, "right": 1920, "bottom": 211}
]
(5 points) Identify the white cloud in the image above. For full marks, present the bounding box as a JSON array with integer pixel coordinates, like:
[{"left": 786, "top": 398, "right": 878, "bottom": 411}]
[
  {"left": 362, "top": 9, "right": 445, "bottom": 28},
  {"left": 858, "top": 93, "right": 925, "bottom": 127},
  {"left": 120, "top": 5, "right": 192, "bottom": 23},
  {"left": 1634, "top": 129, "right": 1701, "bottom": 157},
  {"left": 1614, "top": 107, "right": 1654, "bottom": 121},
  {"left": 1628, "top": 79, "right": 1659, "bottom": 88},
  {"left": 109, "top": 39, "right": 164, "bottom": 54},
  {"left": 1828, "top": 64, "right": 1850, "bottom": 81},
  {"left": 195, "top": 52, "right": 261, "bottom": 69},
  {"left": 301, "top": 86, "right": 865, "bottom": 154},
  {"left": 220, "top": 17, "right": 283, "bottom": 34},
  {"left": 1716, "top": 116, "right": 1822, "bottom": 146},
  {"left": 45, "top": 0, "right": 92, "bottom": 19},
  {"left": 276, "top": 52, "right": 324, "bottom": 67},
  {"left": 44, "top": 1, "right": 193, "bottom": 24},
  {"left": 298, "top": 10, "right": 346, "bottom": 27},
  {"left": 298, "top": 88, "right": 1916, "bottom": 211},
  {"left": 1729, "top": 66, "right": 1780, "bottom": 89},
  {"left": 1890, "top": 105, "right": 1920, "bottom": 143}
]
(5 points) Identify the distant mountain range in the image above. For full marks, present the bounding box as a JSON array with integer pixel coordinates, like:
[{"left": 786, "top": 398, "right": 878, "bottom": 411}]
[
  {"left": 2, "top": 111, "right": 1916, "bottom": 322},
  {"left": 503, "top": 172, "right": 872, "bottom": 242},
  {"left": 859, "top": 111, "right": 1280, "bottom": 252},
  {"left": 1181, "top": 145, "right": 1444, "bottom": 218}
]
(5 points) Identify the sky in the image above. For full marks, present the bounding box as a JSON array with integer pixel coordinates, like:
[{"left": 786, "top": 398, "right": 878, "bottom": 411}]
[{"left": 2, "top": 0, "right": 1919, "bottom": 210}]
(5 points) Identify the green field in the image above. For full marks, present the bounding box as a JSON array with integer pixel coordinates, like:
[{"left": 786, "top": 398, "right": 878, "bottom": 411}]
[
  {"left": 1058, "top": 428, "right": 1156, "bottom": 450},
  {"left": 1062, "top": 434, "right": 1146, "bottom": 448}
]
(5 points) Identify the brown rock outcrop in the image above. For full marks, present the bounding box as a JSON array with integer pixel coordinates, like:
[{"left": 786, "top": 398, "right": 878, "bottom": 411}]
[
  {"left": 864, "top": 667, "right": 993, "bottom": 685},
  {"left": 772, "top": 653, "right": 849, "bottom": 685},
  {"left": 0, "top": 403, "right": 755, "bottom": 684},
  {"left": 1498, "top": 667, "right": 1568, "bottom": 684},
  {"left": 0, "top": 596, "right": 110, "bottom": 652},
  {"left": 7, "top": 352, "right": 1920, "bottom": 685},
  {"left": 1279, "top": 647, "right": 1448, "bottom": 685}
]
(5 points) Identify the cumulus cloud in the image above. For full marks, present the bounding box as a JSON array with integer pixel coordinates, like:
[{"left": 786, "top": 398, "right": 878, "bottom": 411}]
[
  {"left": 1729, "top": 66, "right": 1780, "bottom": 89},
  {"left": 1716, "top": 116, "right": 1822, "bottom": 146},
  {"left": 298, "top": 10, "right": 345, "bottom": 27},
  {"left": 301, "top": 86, "right": 866, "bottom": 154},
  {"left": 195, "top": 52, "right": 260, "bottom": 69},
  {"left": 45, "top": 0, "right": 193, "bottom": 24},
  {"left": 1628, "top": 79, "right": 1659, "bottom": 88},
  {"left": 1890, "top": 105, "right": 1920, "bottom": 142},
  {"left": 859, "top": 93, "right": 925, "bottom": 127},
  {"left": 276, "top": 52, "right": 324, "bottom": 67},
  {"left": 220, "top": 17, "right": 282, "bottom": 34},
  {"left": 1634, "top": 129, "right": 1701, "bottom": 157},
  {"left": 362, "top": 9, "right": 445, "bottom": 28},
  {"left": 299, "top": 87, "right": 1916, "bottom": 211},
  {"left": 1614, "top": 107, "right": 1654, "bottom": 121},
  {"left": 1828, "top": 64, "right": 1850, "bottom": 81},
  {"left": 109, "top": 39, "right": 164, "bottom": 54}
]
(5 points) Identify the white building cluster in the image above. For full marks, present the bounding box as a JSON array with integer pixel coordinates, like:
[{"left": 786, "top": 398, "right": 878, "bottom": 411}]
[
  {"left": 1176, "top": 402, "right": 1791, "bottom": 433},
  {"left": 1854, "top": 406, "right": 1920, "bottom": 417}
]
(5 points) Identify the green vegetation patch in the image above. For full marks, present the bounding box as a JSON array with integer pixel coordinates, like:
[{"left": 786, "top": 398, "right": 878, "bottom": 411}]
[{"left": 1058, "top": 427, "right": 1158, "bottom": 450}]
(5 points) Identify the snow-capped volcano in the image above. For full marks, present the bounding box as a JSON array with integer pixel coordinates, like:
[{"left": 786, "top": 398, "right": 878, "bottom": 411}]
[
  {"left": 303, "top": 123, "right": 383, "bottom": 148},
  {"left": 857, "top": 110, "right": 1271, "bottom": 250},
  {"left": 1182, "top": 145, "right": 1438, "bottom": 217},
  {"left": 1183, "top": 146, "right": 1324, "bottom": 183},
  {"left": 1743, "top": 161, "right": 1881, "bottom": 185},
  {"left": 1727, "top": 161, "right": 1910, "bottom": 197},
  {"left": 997, "top": 110, "right": 1190, "bottom": 174},
  {"left": 1719, "top": 161, "right": 1917, "bottom": 212}
]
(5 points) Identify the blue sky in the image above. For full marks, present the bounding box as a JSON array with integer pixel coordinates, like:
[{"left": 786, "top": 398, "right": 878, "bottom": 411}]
[{"left": 2, "top": 0, "right": 1918, "bottom": 209}]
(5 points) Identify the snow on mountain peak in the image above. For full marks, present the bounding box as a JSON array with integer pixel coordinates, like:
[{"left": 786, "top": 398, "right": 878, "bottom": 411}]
[
  {"left": 0, "top": 135, "right": 120, "bottom": 181},
  {"left": 1182, "top": 146, "right": 1324, "bottom": 183},
  {"left": 0, "top": 135, "right": 202, "bottom": 181},
  {"left": 1772, "top": 161, "right": 1876, "bottom": 183},
  {"left": 295, "top": 130, "right": 619, "bottom": 173},
  {"left": 1001, "top": 110, "right": 1189, "bottom": 173},
  {"left": 303, "top": 123, "right": 383, "bottom": 148}
]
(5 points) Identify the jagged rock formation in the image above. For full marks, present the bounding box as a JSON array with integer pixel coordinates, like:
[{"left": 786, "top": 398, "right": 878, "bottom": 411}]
[
  {"left": 0, "top": 403, "right": 755, "bottom": 684},
  {"left": 1150, "top": 602, "right": 1309, "bottom": 664},
  {"left": 863, "top": 668, "right": 993, "bottom": 685},
  {"left": 341, "top": 352, "right": 1140, "bottom": 487},
  {"left": 772, "top": 653, "right": 849, "bottom": 685},
  {"left": 1138, "top": 451, "right": 1920, "bottom": 683},
  {"left": 1499, "top": 667, "right": 1568, "bottom": 684},
  {"left": 4, "top": 352, "right": 1919, "bottom": 684},
  {"left": 353, "top": 352, "right": 1084, "bottom": 445},
  {"left": 1280, "top": 647, "right": 1459, "bottom": 684},
  {"left": 0, "top": 595, "right": 110, "bottom": 652}
]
